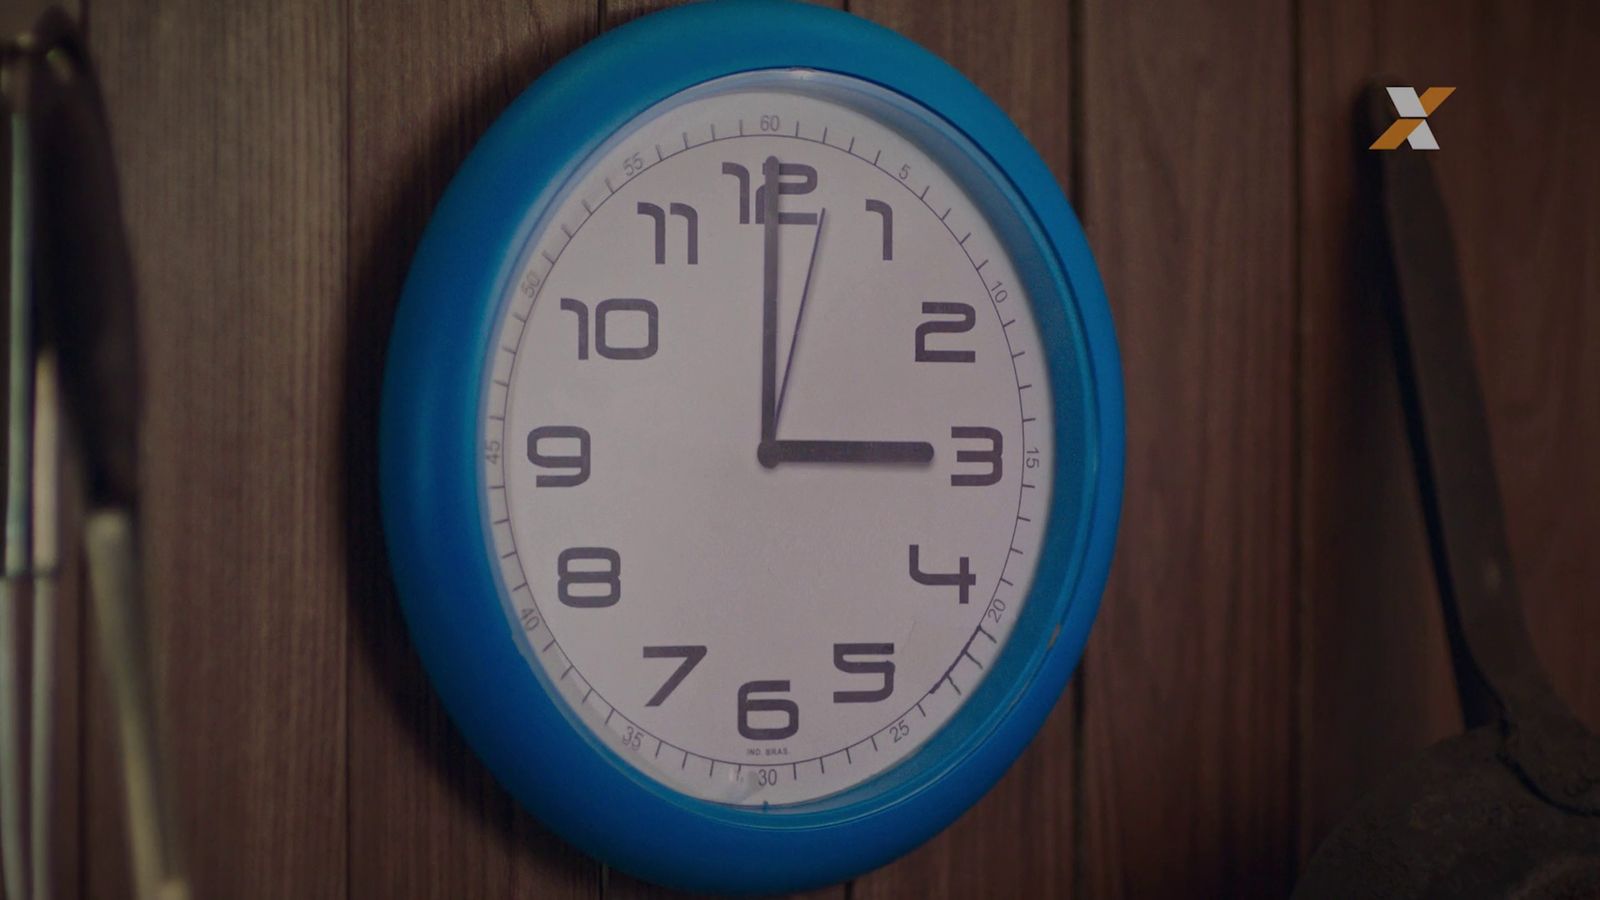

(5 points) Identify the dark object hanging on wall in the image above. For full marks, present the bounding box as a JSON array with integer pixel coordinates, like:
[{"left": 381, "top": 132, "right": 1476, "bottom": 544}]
[{"left": 1293, "top": 84, "right": 1600, "bottom": 900}]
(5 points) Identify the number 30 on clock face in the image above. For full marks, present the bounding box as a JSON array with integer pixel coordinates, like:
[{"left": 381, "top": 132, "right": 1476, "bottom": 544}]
[
  {"left": 485, "top": 74, "right": 1052, "bottom": 805},
  {"left": 382, "top": 2, "right": 1121, "bottom": 892}
]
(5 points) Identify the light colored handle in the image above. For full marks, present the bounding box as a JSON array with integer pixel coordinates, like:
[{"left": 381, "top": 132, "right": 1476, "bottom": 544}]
[
  {"left": 28, "top": 353, "right": 59, "bottom": 900},
  {"left": 85, "top": 511, "right": 189, "bottom": 900}
]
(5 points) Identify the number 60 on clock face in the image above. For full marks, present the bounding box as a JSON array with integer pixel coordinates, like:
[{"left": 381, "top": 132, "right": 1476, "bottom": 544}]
[{"left": 381, "top": 2, "right": 1122, "bottom": 893}]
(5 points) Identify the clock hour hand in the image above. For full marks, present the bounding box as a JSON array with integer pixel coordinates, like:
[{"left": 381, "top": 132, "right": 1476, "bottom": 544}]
[{"left": 758, "top": 440, "right": 935, "bottom": 467}]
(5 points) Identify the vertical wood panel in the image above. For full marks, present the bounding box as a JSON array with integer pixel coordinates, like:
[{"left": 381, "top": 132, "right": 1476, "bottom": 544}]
[
  {"left": 1296, "top": 0, "right": 1600, "bottom": 860},
  {"left": 344, "top": 2, "right": 601, "bottom": 899},
  {"left": 603, "top": 0, "right": 842, "bottom": 29},
  {"left": 846, "top": 0, "right": 1077, "bottom": 895},
  {"left": 47, "top": 465, "right": 86, "bottom": 900},
  {"left": 591, "top": 1, "right": 847, "bottom": 893},
  {"left": 1452, "top": 5, "right": 1600, "bottom": 736},
  {"left": 1077, "top": 0, "right": 1298, "bottom": 895},
  {"left": 87, "top": 0, "right": 350, "bottom": 896},
  {"left": 1294, "top": 0, "right": 1457, "bottom": 860}
]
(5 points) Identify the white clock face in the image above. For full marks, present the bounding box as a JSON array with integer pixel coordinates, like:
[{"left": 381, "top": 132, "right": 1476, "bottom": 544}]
[{"left": 481, "top": 72, "right": 1056, "bottom": 806}]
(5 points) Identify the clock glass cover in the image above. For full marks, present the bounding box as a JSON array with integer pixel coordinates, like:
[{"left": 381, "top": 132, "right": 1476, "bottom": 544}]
[{"left": 481, "top": 71, "right": 1060, "bottom": 806}]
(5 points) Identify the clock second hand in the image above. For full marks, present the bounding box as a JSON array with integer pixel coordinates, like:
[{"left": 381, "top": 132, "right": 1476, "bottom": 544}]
[
  {"left": 756, "top": 158, "right": 932, "bottom": 469},
  {"left": 773, "top": 206, "right": 825, "bottom": 426}
]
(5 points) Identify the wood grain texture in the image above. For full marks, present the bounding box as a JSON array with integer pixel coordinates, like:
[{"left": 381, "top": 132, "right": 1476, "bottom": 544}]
[
  {"left": 1405, "top": 3, "right": 1600, "bottom": 734},
  {"left": 1294, "top": 0, "right": 1458, "bottom": 860},
  {"left": 1076, "top": 0, "right": 1297, "bottom": 896},
  {"left": 847, "top": 0, "right": 1077, "bottom": 895},
  {"left": 1296, "top": 0, "right": 1600, "bottom": 861},
  {"left": 50, "top": 0, "right": 1600, "bottom": 896},
  {"left": 344, "top": 1, "right": 601, "bottom": 898},
  {"left": 602, "top": 0, "right": 841, "bottom": 29},
  {"left": 86, "top": 0, "right": 351, "bottom": 896},
  {"left": 46, "top": 457, "right": 86, "bottom": 900}
]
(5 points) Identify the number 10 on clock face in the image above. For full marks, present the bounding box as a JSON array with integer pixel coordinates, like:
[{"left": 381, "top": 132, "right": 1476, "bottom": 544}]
[{"left": 483, "top": 74, "right": 1055, "bottom": 806}]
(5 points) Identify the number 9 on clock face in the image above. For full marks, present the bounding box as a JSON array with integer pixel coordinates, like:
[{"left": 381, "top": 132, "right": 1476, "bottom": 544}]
[{"left": 483, "top": 72, "right": 1056, "bottom": 805}]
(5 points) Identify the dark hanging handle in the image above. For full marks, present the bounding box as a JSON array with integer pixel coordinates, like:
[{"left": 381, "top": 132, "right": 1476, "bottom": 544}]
[
  {"left": 1361, "top": 82, "right": 1599, "bottom": 815},
  {"left": 20, "top": 5, "right": 143, "bottom": 510}
]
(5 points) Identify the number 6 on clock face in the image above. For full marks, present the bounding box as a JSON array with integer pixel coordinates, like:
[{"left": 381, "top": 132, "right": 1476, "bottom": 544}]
[{"left": 382, "top": 3, "right": 1121, "bottom": 893}]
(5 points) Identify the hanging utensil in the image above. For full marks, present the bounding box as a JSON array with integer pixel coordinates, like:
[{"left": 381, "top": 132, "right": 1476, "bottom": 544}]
[
  {"left": 2, "top": 7, "right": 189, "bottom": 899},
  {"left": 1294, "top": 83, "right": 1600, "bottom": 899}
]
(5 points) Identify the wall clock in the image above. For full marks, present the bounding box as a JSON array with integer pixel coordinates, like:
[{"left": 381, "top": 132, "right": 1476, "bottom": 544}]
[{"left": 380, "top": 0, "right": 1123, "bottom": 892}]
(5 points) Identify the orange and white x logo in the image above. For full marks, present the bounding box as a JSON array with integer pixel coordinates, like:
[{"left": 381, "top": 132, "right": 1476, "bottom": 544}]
[{"left": 1370, "top": 86, "right": 1455, "bottom": 150}]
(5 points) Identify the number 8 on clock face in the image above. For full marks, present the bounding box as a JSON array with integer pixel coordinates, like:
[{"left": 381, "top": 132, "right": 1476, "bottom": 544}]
[{"left": 383, "top": 2, "right": 1121, "bottom": 892}]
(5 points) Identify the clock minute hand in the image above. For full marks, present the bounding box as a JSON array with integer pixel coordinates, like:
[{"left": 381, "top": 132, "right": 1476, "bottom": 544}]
[
  {"left": 758, "top": 440, "right": 935, "bottom": 467},
  {"left": 759, "top": 155, "right": 781, "bottom": 453}
]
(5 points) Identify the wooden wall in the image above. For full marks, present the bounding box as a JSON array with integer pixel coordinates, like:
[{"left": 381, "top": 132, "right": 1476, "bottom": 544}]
[{"left": 31, "top": 0, "right": 1598, "bottom": 895}]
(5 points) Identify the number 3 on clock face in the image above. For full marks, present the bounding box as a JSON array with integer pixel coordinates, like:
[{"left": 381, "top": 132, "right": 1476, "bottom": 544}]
[{"left": 382, "top": 2, "right": 1122, "bottom": 893}]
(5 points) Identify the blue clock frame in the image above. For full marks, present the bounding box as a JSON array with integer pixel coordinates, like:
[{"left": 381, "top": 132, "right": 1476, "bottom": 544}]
[{"left": 380, "top": 0, "right": 1123, "bottom": 893}]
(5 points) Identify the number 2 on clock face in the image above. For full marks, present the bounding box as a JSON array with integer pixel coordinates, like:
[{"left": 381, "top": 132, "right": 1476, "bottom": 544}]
[{"left": 483, "top": 73, "right": 1055, "bottom": 806}]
